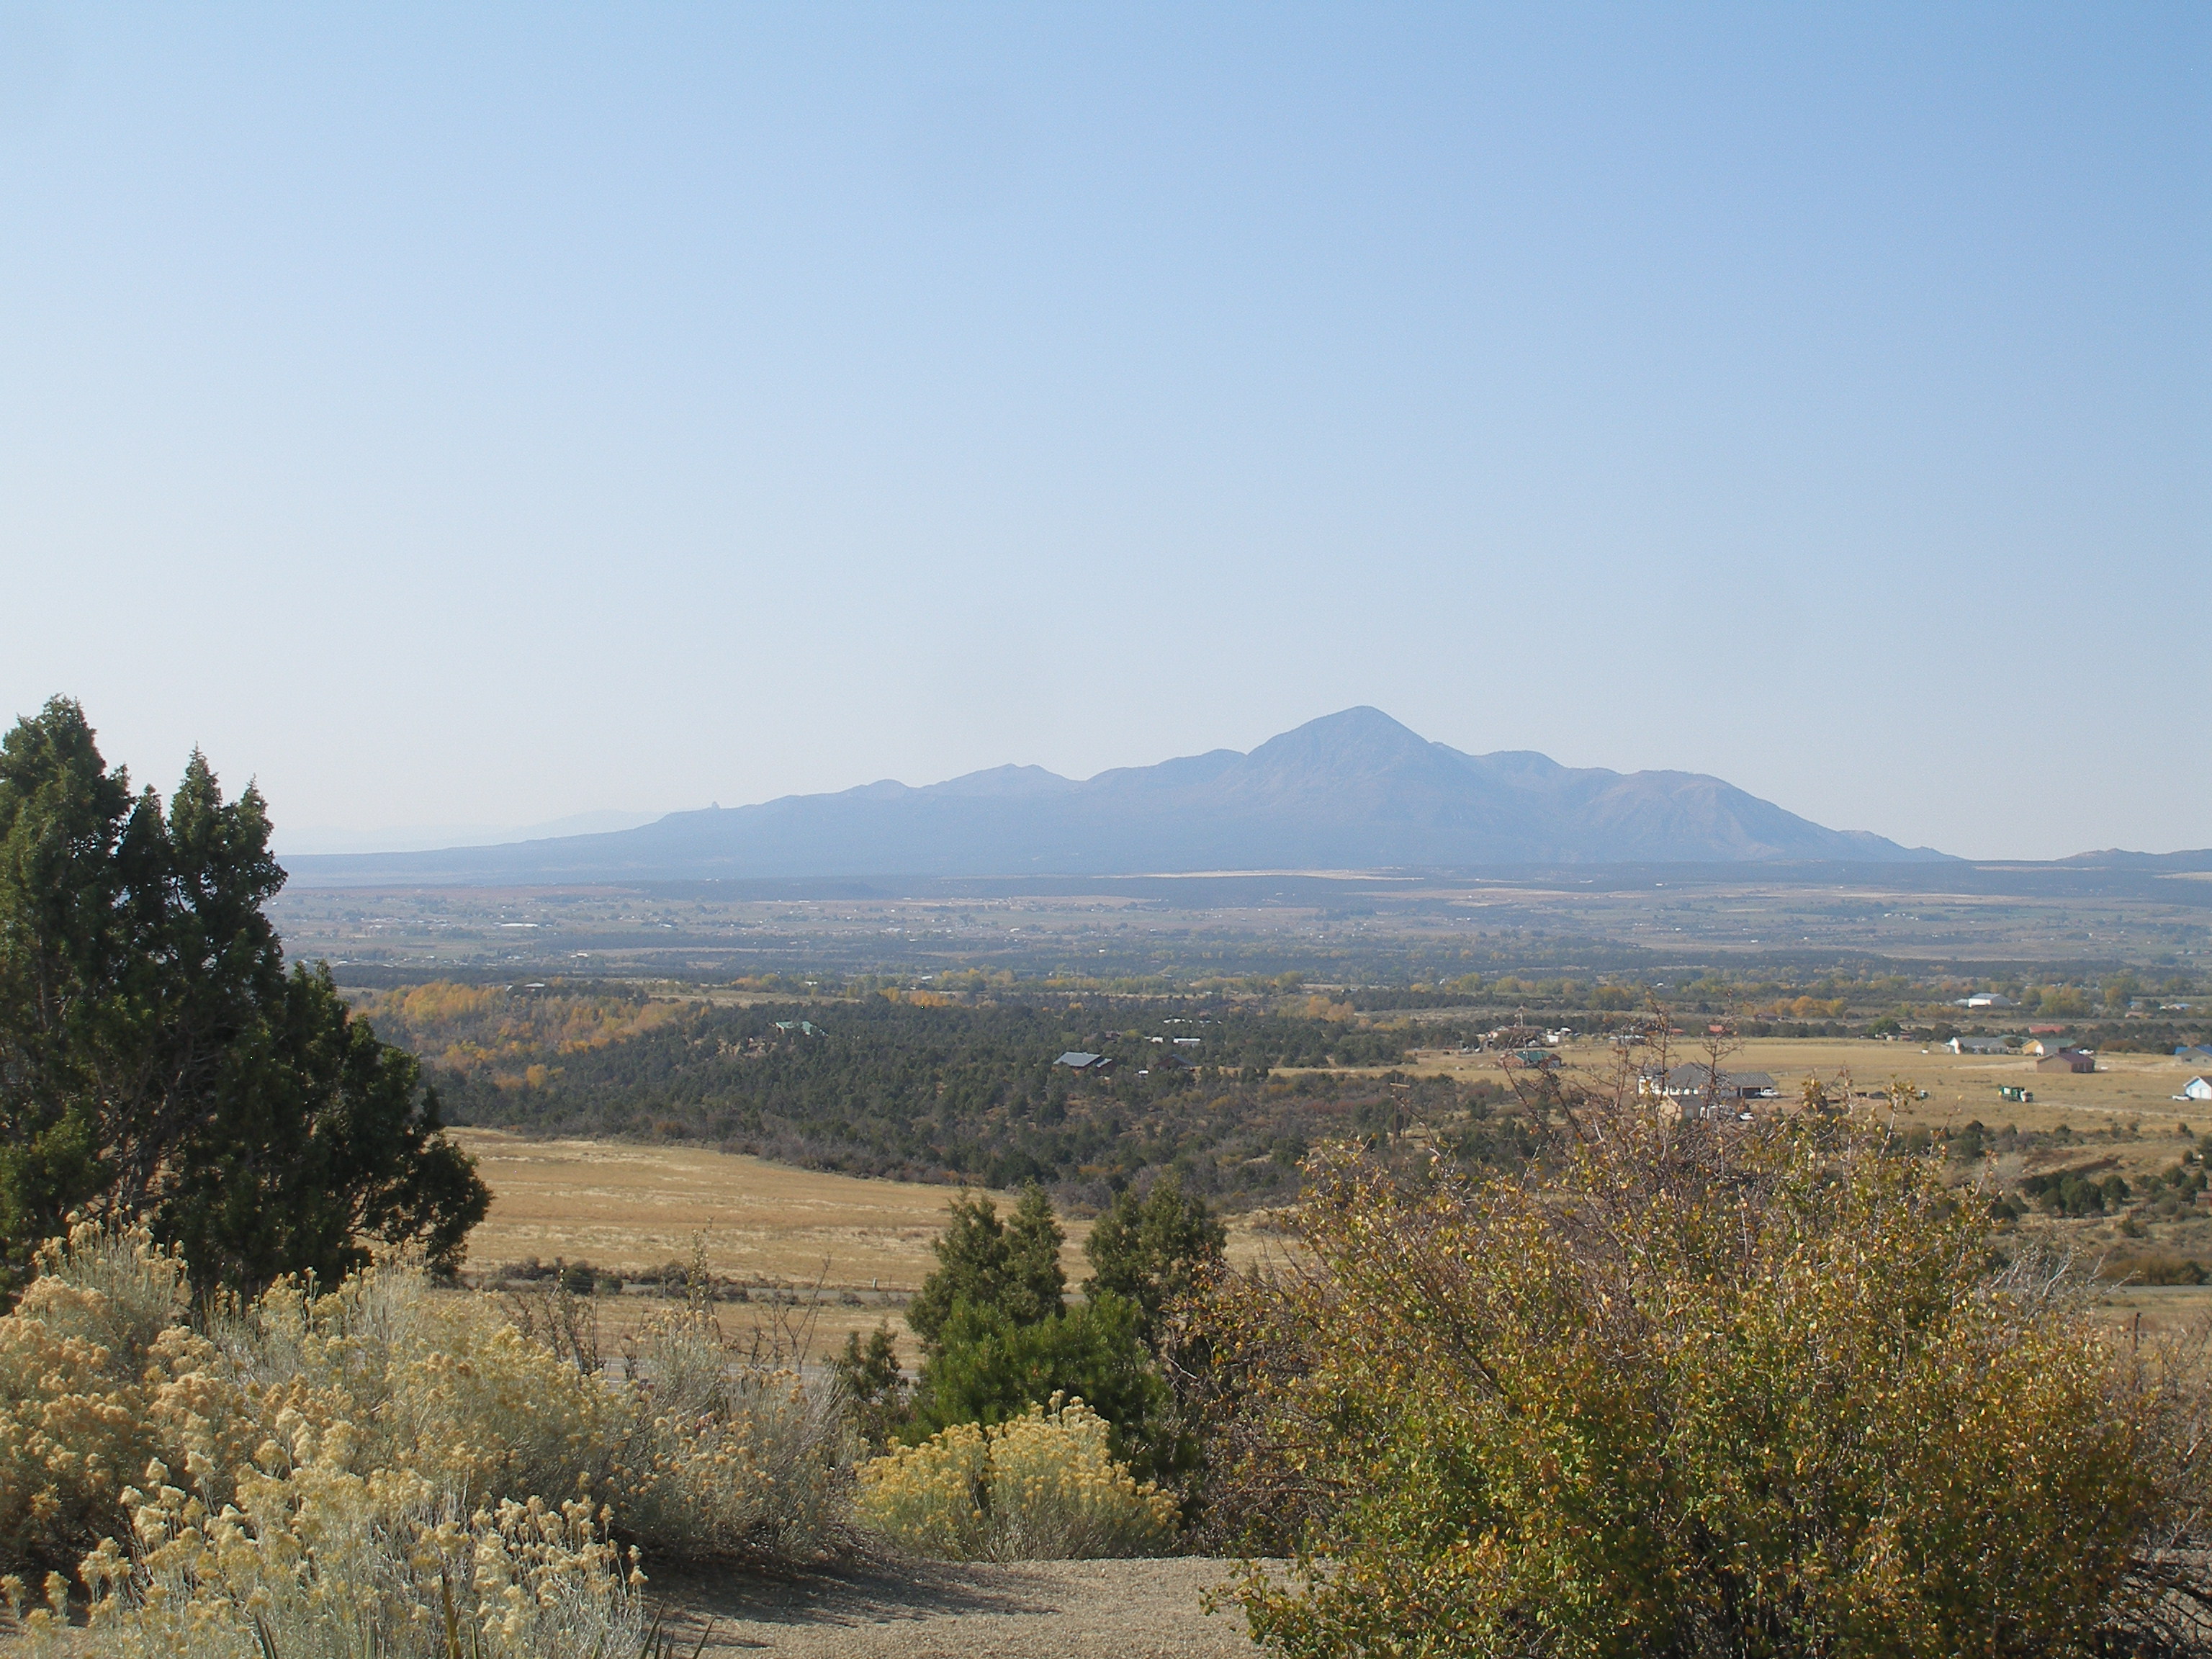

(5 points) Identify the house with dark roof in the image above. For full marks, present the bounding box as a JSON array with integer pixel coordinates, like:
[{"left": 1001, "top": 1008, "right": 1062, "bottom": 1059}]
[
  {"left": 1654, "top": 1064, "right": 1778, "bottom": 1101},
  {"left": 2035, "top": 1048, "right": 2095, "bottom": 1074}
]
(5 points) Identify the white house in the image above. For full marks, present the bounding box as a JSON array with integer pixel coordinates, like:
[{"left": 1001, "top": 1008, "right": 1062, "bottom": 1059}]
[{"left": 2177, "top": 1076, "right": 2212, "bottom": 1104}]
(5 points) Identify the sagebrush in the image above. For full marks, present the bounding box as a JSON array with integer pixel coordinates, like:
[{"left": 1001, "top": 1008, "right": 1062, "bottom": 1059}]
[
  {"left": 0, "top": 1220, "right": 851, "bottom": 1653},
  {"left": 856, "top": 1396, "right": 1177, "bottom": 1562}
]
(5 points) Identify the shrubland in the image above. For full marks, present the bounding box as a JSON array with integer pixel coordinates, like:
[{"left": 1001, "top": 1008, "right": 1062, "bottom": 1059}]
[
  {"left": 1184, "top": 1076, "right": 2212, "bottom": 1658},
  {"left": 362, "top": 981, "right": 1512, "bottom": 1200},
  {"left": 0, "top": 1220, "right": 849, "bottom": 1653}
]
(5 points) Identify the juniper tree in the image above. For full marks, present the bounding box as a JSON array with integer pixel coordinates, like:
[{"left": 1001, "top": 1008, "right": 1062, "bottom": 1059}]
[{"left": 0, "top": 698, "right": 487, "bottom": 1291}]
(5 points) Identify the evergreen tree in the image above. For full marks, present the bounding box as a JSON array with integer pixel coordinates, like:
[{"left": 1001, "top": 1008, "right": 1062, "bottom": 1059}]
[
  {"left": 1084, "top": 1172, "right": 1226, "bottom": 1349},
  {"left": 0, "top": 698, "right": 488, "bottom": 1291},
  {"left": 1002, "top": 1181, "right": 1068, "bottom": 1326},
  {"left": 904, "top": 1291, "right": 1172, "bottom": 1480},
  {"left": 906, "top": 1182, "right": 1067, "bottom": 1349}
]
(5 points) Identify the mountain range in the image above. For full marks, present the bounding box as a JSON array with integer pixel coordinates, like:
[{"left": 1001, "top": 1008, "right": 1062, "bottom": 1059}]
[{"left": 282, "top": 708, "right": 1948, "bottom": 886}]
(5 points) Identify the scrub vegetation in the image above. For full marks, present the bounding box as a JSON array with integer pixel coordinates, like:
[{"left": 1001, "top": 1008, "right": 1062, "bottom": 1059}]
[{"left": 8, "top": 698, "right": 2212, "bottom": 1655}]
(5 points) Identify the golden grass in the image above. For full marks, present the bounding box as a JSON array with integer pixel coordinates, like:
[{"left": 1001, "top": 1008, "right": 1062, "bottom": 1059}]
[
  {"left": 446, "top": 1130, "right": 1283, "bottom": 1364},
  {"left": 451, "top": 1128, "right": 1007, "bottom": 1290}
]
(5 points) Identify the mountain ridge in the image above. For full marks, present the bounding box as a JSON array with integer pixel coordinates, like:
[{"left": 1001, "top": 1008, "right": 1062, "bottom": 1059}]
[{"left": 282, "top": 708, "right": 1951, "bottom": 886}]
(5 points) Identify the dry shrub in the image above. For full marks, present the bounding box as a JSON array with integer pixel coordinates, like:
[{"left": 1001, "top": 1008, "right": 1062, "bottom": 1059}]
[
  {"left": 0, "top": 1218, "right": 853, "bottom": 1651},
  {"left": 1192, "top": 1094, "right": 2212, "bottom": 1658},
  {"left": 856, "top": 1396, "right": 1177, "bottom": 1562},
  {"left": 7, "top": 1465, "right": 648, "bottom": 1658},
  {"left": 621, "top": 1309, "right": 852, "bottom": 1560},
  {"left": 0, "top": 1225, "right": 218, "bottom": 1568}
]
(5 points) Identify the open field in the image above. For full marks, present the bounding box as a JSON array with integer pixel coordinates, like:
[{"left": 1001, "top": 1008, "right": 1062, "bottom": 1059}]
[
  {"left": 449, "top": 1130, "right": 1284, "bottom": 1362},
  {"left": 1388, "top": 1036, "right": 2212, "bottom": 1135}
]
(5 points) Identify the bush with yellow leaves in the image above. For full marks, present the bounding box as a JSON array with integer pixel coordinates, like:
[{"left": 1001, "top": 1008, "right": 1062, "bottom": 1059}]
[
  {"left": 0, "top": 1219, "right": 852, "bottom": 1652},
  {"left": 855, "top": 1396, "right": 1177, "bottom": 1562},
  {"left": 1193, "top": 1094, "right": 2212, "bottom": 1659}
]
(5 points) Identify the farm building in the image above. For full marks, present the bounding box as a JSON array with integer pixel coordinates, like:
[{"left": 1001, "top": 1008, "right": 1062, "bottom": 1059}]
[
  {"left": 2177, "top": 1076, "right": 2212, "bottom": 1103},
  {"left": 1651, "top": 1064, "right": 1778, "bottom": 1101},
  {"left": 1948, "top": 1035, "right": 2011, "bottom": 1055},
  {"left": 2035, "top": 1048, "right": 2096, "bottom": 1074}
]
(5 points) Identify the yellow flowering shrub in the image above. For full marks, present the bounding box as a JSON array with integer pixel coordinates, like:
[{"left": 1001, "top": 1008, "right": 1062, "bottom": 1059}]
[
  {"left": 0, "top": 1223, "right": 236, "bottom": 1567},
  {"left": 857, "top": 1397, "right": 1177, "bottom": 1561},
  {"left": 5, "top": 1448, "right": 647, "bottom": 1658},
  {"left": 0, "top": 1218, "right": 853, "bottom": 1650}
]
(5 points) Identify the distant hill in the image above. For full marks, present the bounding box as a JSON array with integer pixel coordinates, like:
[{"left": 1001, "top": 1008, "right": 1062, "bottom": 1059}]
[{"left": 282, "top": 708, "right": 1951, "bottom": 886}]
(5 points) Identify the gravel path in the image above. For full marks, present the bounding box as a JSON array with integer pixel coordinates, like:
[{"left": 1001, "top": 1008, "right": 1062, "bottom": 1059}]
[{"left": 653, "top": 1555, "right": 1267, "bottom": 1658}]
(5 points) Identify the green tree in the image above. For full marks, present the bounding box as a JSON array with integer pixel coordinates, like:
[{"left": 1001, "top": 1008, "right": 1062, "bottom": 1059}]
[
  {"left": 1084, "top": 1172, "right": 1226, "bottom": 1351},
  {"left": 0, "top": 698, "right": 488, "bottom": 1291},
  {"left": 904, "top": 1292, "right": 1172, "bottom": 1480},
  {"left": 829, "top": 1321, "right": 909, "bottom": 1449},
  {"left": 907, "top": 1184, "right": 1066, "bottom": 1349},
  {"left": 1002, "top": 1182, "right": 1068, "bottom": 1324}
]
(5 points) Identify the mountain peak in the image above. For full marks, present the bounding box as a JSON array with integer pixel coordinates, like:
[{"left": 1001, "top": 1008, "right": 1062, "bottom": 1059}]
[
  {"left": 281, "top": 709, "right": 1946, "bottom": 883},
  {"left": 1245, "top": 706, "right": 1438, "bottom": 770}
]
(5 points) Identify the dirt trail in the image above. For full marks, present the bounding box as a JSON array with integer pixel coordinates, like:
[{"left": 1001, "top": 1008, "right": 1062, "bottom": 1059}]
[{"left": 657, "top": 1555, "right": 1265, "bottom": 1658}]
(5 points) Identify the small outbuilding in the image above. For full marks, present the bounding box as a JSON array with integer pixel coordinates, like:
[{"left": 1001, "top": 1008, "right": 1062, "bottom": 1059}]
[
  {"left": 2176, "top": 1076, "right": 2212, "bottom": 1103},
  {"left": 2035, "top": 1048, "right": 2096, "bottom": 1074}
]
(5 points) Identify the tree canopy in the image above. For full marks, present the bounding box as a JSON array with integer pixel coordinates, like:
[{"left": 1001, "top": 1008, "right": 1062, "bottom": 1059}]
[
  {"left": 0, "top": 698, "right": 487, "bottom": 1290},
  {"left": 906, "top": 1184, "right": 1066, "bottom": 1350},
  {"left": 1083, "top": 1172, "right": 1226, "bottom": 1351}
]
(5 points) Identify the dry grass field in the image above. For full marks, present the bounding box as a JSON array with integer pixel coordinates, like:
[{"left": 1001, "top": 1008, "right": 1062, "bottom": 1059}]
[{"left": 447, "top": 1130, "right": 1284, "bottom": 1362}]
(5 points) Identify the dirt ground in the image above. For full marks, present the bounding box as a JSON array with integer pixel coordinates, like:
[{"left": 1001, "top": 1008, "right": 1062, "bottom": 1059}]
[{"left": 653, "top": 1555, "right": 1264, "bottom": 1658}]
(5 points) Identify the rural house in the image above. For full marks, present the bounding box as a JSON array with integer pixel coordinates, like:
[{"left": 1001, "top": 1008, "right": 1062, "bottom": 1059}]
[
  {"left": 1948, "top": 1035, "right": 2012, "bottom": 1055},
  {"left": 1054, "top": 1051, "right": 1115, "bottom": 1074},
  {"left": 1651, "top": 1064, "right": 1778, "bottom": 1101},
  {"left": 2035, "top": 1048, "right": 2096, "bottom": 1074},
  {"left": 2176, "top": 1076, "right": 2212, "bottom": 1104}
]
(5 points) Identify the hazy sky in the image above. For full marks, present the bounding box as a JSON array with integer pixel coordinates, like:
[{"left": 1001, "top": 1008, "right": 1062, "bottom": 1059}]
[{"left": 3, "top": 4, "right": 2205, "bottom": 860}]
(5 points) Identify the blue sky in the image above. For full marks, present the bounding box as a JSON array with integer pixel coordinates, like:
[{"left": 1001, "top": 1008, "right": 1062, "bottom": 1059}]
[{"left": 2, "top": 4, "right": 2205, "bottom": 859}]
